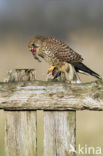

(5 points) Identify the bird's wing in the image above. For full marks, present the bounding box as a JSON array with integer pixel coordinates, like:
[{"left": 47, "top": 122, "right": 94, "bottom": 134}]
[
  {"left": 54, "top": 45, "right": 83, "bottom": 63},
  {"left": 46, "top": 37, "right": 83, "bottom": 63}
]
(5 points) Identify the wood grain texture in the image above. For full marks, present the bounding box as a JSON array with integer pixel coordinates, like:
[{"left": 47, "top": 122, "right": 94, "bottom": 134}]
[
  {"left": 37, "top": 110, "right": 44, "bottom": 156},
  {"left": 44, "top": 111, "right": 76, "bottom": 156},
  {"left": 4, "top": 69, "right": 35, "bottom": 82},
  {"left": 5, "top": 111, "right": 37, "bottom": 156},
  {"left": 0, "top": 110, "right": 5, "bottom": 156},
  {"left": 0, "top": 80, "right": 103, "bottom": 111},
  {"left": 4, "top": 69, "right": 76, "bottom": 156}
]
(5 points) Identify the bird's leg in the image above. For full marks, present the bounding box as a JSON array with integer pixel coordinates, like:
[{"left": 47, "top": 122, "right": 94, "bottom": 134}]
[
  {"left": 47, "top": 65, "right": 56, "bottom": 75},
  {"left": 47, "top": 66, "right": 62, "bottom": 80}
]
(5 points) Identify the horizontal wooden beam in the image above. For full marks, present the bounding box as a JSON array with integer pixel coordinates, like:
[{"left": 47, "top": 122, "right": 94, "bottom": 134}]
[{"left": 0, "top": 80, "right": 103, "bottom": 111}]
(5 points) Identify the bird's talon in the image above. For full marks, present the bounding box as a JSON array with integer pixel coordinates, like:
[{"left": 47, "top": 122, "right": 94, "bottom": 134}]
[{"left": 47, "top": 66, "right": 56, "bottom": 73}]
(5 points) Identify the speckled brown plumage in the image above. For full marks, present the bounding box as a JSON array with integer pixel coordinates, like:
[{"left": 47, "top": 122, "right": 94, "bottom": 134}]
[
  {"left": 28, "top": 35, "right": 102, "bottom": 80},
  {"left": 28, "top": 36, "right": 83, "bottom": 66}
]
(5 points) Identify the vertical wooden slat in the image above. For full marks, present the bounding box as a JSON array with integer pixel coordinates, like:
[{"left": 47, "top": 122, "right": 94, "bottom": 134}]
[
  {"left": 37, "top": 110, "right": 44, "bottom": 156},
  {"left": 44, "top": 111, "right": 76, "bottom": 156},
  {"left": 0, "top": 110, "right": 5, "bottom": 156},
  {"left": 5, "top": 110, "right": 76, "bottom": 156},
  {"left": 5, "top": 111, "right": 37, "bottom": 156}
]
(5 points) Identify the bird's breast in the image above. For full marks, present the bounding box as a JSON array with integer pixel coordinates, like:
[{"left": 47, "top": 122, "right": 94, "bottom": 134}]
[{"left": 40, "top": 46, "right": 63, "bottom": 66}]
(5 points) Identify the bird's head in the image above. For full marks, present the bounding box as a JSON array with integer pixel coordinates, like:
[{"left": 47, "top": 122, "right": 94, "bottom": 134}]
[{"left": 28, "top": 36, "right": 43, "bottom": 56}]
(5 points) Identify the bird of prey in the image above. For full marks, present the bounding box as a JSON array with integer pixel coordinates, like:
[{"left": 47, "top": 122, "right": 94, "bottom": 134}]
[{"left": 28, "top": 35, "right": 102, "bottom": 82}]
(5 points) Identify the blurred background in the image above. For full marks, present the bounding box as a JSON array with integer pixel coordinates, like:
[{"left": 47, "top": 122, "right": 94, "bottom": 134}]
[{"left": 0, "top": 0, "right": 103, "bottom": 155}]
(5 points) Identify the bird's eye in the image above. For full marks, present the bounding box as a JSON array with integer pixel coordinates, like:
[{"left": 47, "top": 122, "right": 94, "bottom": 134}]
[{"left": 32, "top": 43, "right": 35, "bottom": 47}]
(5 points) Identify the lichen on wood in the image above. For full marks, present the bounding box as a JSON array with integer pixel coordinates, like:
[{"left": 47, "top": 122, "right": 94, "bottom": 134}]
[
  {"left": 0, "top": 80, "right": 103, "bottom": 111},
  {"left": 4, "top": 69, "right": 35, "bottom": 82}
]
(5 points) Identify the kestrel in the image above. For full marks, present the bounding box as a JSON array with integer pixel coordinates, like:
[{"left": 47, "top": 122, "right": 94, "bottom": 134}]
[{"left": 28, "top": 35, "right": 102, "bottom": 82}]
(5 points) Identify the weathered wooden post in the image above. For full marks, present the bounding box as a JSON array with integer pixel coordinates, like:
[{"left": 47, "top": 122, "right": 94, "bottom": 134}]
[
  {"left": 4, "top": 69, "right": 37, "bottom": 156},
  {"left": 1, "top": 69, "right": 76, "bottom": 156},
  {"left": 0, "top": 69, "right": 103, "bottom": 156}
]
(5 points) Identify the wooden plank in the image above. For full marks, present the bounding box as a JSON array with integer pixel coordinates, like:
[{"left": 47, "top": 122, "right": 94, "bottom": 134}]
[
  {"left": 0, "top": 110, "right": 5, "bottom": 156},
  {"left": 44, "top": 111, "right": 76, "bottom": 156},
  {"left": 5, "top": 111, "right": 37, "bottom": 156},
  {"left": 37, "top": 110, "right": 44, "bottom": 156},
  {"left": 0, "top": 80, "right": 103, "bottom": 111}
]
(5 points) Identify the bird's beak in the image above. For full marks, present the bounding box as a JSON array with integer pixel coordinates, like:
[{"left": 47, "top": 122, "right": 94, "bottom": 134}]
[{"left": 29, "top": 47, "right": 32, "bottom": 51}]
